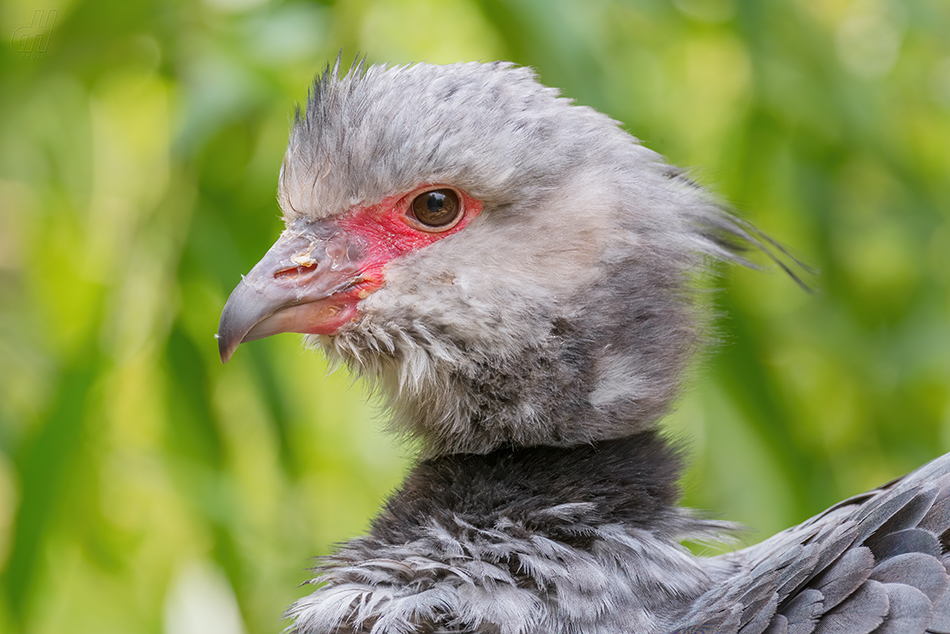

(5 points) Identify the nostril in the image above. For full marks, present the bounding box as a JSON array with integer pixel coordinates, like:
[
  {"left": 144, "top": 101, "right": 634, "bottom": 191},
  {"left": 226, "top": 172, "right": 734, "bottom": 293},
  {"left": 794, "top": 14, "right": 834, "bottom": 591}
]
[{"left": 275, "top": 263, "right": 317, "bottom": 281}]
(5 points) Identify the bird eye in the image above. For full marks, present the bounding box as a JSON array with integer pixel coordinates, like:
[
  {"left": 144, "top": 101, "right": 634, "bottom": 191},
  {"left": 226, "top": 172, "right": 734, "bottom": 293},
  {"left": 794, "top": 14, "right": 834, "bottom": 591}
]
[{"left": 408, "top": 189, "right": 462, "bottom": 231}]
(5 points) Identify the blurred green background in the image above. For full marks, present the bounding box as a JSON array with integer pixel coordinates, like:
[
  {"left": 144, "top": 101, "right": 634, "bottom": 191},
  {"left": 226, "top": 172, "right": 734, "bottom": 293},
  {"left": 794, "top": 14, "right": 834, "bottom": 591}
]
[{"left": 1, "top": 0, "right": 948, "bottom": 632}]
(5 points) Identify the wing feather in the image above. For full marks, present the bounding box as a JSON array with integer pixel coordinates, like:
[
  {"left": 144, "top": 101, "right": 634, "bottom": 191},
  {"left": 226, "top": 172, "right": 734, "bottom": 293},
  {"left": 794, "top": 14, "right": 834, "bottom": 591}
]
[{"left": 671, "top": 454, "right": 950, "bottom": 634}]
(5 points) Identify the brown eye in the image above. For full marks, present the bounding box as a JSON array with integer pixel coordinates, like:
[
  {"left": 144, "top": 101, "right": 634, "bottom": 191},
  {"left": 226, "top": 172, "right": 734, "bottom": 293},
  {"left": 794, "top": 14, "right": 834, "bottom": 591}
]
[{"left": 409, "top": 189, "right": 462, "bottom": 230}]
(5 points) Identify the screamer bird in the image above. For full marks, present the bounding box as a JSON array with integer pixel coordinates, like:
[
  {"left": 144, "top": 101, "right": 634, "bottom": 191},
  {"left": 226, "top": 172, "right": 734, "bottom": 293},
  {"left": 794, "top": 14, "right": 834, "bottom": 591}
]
[{"left": 217, "top": 60, "right": 950, "bottom": 634}]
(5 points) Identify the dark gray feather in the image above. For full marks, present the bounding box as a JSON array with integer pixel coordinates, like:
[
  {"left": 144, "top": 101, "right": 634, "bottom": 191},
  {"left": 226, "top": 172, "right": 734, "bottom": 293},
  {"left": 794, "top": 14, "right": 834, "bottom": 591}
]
[
  {"left": 854, "top": 489, "right": 926, "bottom": 544},
  {"left": 761, "top": 614, "right": 788, "bottom": 634},
  {"left": 809, "top": 546, "right": 874, "bottom": 611},
  {"left": 868, "top": 487, "right": 939, "bottom": 543},
  {"left": 811, "top": 523, "right": 860, "bottom": 573},
  {"left": 812, "top": 580, "right": 888, "bottom": 634},
  {"left": 869, "top": 528, "right": 941, "bottom": 560},
  {"left": 739, "top": 592, "right": 779, "bottom": 634},
  {"left": 869, "top": 552, "right": 947, "bottom": 602},
  {"left": 920, "top": 497, "right": 950, "bottom": 535},
  {"left": 926, "top": 572, "right": 950, "bottom": 633},
  {"left": 782, "top": 588, "right": 823, "bottom": 634},
  {"left": 873, "top": 583, "right": 931, "bottom": 634}
]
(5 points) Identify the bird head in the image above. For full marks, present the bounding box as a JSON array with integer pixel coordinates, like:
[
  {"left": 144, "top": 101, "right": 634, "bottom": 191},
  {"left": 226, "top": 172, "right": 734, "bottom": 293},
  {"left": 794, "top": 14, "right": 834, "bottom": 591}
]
[{"left": 218, "top": 60, "right": 787, "bottom": 456}]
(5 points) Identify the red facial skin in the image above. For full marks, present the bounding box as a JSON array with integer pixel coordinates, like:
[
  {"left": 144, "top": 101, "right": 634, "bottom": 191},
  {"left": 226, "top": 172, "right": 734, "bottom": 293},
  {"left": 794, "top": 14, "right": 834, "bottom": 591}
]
[
  {"left": 216, "top": 185, "right": 483, "bottom": 361},
  {"left": 308, "top": 185, "right": 483, "bottom": 334}
]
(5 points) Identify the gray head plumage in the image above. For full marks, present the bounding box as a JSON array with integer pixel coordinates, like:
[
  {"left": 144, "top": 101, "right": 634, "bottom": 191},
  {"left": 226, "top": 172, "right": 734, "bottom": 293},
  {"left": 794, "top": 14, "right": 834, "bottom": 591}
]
[
  {"left": 280, "top": 60, "right": 604, "bottom": 219},
  {"left": 222, "top": 59, "right": 797, "bottom": 457}
]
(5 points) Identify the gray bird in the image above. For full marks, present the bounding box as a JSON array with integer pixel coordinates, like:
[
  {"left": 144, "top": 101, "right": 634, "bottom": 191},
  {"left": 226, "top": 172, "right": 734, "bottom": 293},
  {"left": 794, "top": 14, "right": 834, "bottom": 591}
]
[{"left": 217, "top": 60, "right": 950, "bottom": 634}]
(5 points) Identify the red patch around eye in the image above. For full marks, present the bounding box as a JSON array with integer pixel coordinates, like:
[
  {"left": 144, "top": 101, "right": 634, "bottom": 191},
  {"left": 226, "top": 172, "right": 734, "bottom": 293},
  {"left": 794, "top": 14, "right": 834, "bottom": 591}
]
[
  {"left": 337, "top": 186, "right": 482, "bottom": 279},
  {"left": 264, "top": 186, "right": 481, "bottom": 337}
]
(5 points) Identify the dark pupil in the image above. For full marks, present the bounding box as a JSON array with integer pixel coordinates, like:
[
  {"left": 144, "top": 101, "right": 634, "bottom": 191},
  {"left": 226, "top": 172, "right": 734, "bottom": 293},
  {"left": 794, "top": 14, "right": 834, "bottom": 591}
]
[
  {"left": 427, "top": 192, "right": 447, "bottom": 214},
  {"left": 414, "top": 189, "right": 458, "bottom": 226}
]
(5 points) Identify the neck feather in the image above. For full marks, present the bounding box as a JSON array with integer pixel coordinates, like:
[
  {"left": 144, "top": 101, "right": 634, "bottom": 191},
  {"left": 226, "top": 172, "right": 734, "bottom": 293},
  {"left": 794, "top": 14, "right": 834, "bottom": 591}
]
[
  {"left": 372, "top": 431, "right": 688, "bottom": 544},
  {"left": 290, "top": 432, "right": 733, "bottom": 634}
]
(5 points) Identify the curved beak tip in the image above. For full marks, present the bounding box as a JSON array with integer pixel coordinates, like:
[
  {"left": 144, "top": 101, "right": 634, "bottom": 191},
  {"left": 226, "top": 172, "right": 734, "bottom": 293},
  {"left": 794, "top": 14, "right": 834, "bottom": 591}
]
[
  {"left": 216, "top": 333, "right": 236, "bottom": 364},
  {"left": 217, "top": 288, "right": 261, "bottom": 364},
  {"left": 216, "top": 278, "right": 272, "bottom": 365}
]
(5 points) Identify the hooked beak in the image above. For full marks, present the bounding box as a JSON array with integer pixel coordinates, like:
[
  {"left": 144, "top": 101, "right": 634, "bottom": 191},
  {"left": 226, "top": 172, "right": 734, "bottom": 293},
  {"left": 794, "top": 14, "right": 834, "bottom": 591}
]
[{"left": 217, "top": 218, "right": 370, "bottom": 363}]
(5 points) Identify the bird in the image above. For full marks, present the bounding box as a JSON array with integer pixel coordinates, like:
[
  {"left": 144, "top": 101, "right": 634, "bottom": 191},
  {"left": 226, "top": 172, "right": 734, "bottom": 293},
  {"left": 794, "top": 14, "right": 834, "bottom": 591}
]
[{"left": 216, "top": 60, "right": 950, "bottom": 634}]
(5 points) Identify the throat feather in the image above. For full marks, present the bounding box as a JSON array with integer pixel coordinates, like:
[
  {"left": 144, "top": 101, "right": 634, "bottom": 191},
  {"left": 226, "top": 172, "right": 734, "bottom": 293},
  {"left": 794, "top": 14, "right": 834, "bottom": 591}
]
[{"left": 371, "top": 431, "right": 687, "bottom": 546}]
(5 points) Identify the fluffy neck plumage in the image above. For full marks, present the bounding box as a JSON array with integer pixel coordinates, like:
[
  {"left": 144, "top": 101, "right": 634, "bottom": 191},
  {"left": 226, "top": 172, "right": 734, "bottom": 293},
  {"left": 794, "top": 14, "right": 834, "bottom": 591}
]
[{"left": 290, "top": 431, "right": 731, "bottom": 634}]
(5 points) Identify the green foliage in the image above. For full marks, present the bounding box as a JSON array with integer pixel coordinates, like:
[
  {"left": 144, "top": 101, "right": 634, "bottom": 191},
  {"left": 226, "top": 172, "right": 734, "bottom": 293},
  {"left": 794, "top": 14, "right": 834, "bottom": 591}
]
[{"left": 1, "top": 0, "right": 948, "bottom": 632}]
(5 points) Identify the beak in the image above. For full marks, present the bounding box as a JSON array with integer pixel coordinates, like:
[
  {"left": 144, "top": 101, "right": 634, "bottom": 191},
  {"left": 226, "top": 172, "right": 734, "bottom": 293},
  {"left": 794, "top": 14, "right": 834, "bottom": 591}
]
[{"left": 217, "top": 218, "right": 369, "bottom": 363}]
